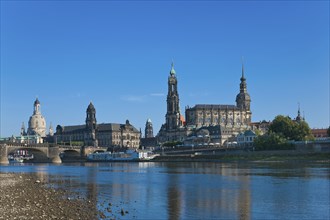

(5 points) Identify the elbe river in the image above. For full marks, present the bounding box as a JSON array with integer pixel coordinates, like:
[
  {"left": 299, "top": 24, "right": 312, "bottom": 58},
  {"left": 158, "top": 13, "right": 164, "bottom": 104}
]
[{"left": 1, "top": 162, "right": 329, "bottom": 219}]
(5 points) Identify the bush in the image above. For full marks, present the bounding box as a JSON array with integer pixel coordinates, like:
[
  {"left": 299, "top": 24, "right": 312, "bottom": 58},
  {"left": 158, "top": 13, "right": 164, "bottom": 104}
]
[{"left": 254, "top": 132, "right": 295, "bottom": 151}]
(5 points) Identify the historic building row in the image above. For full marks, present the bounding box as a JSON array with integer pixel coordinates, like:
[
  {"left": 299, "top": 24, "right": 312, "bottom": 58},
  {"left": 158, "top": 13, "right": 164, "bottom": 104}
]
[{"left": 54, "top": 102, "right": 140, "bottom": 148}]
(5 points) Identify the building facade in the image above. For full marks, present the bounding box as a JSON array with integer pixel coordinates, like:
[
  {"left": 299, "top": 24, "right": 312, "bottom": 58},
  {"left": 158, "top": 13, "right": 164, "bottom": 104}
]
[
  {"left": 237, "top": 130, "right": 257, "bottom": 148},
  {"left": 55, "top": 102, "right": 140, "bottom": 148},
  {"left": 157, "top": 62, "right": 252, "bottom": 146}
]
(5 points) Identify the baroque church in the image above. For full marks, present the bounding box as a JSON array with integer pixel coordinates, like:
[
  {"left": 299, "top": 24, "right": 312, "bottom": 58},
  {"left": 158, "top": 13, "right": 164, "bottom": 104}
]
[
  {"left": 54, "top": 102, "right": 140, "bottom": 148},
  {"left": 157, "top": 63, "right": 252, "bottom": 146},
  {"left": 8, "top": 98, "right": 53, "bottom": 144}
]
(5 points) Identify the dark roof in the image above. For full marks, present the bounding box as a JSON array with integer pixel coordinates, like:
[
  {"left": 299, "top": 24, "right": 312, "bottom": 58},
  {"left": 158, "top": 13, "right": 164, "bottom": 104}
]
[
  {"left": 188, "top": 104, "right": 239, "bottom": 110},
  {"left": 57, "top": 122, "right": 140, "bottom": 134},
  {"left": 61, "top": 125, "right": 85, "bottom": 133},
  {"left": 244, "top": 130, "right": 256, "bottom": 136},
  {"left": 98, "top": 123, "right": 120, "bottom": 131},
  {"left": 98, "top": 123, "right": 140, "bottom": 133},
  {"left": 87, "top": 102, "right": 95, "bottom": 111}
]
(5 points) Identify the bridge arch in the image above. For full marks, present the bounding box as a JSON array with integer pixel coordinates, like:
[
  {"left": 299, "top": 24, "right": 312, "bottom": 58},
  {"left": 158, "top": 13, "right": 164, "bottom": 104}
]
[{"left": 7, "top": 147, "right": 49, "bottom": 162}]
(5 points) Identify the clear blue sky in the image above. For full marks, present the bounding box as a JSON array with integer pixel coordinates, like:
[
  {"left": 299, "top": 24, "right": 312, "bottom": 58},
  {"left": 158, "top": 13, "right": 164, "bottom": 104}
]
[{"left": 1, "top": 1, "right": 329, "bottom": 137}]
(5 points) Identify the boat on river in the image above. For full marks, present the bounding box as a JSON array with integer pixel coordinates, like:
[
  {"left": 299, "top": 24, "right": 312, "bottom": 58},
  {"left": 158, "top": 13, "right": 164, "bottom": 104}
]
[
  {"left": 87, "top": 149, "right": 159, "bottom": 162},
  {"left": 8, "top": 150, "right": 34, "bottom": 163}
]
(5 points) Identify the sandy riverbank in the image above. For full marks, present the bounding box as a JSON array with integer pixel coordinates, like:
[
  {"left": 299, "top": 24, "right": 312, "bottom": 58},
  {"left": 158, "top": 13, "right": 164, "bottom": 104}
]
[{"left": 0, "top": 173, "right": 98, "bottom": 220}]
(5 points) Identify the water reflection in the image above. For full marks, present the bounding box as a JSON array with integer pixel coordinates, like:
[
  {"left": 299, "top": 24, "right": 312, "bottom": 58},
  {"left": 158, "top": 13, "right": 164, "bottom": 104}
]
[
  {"left": 1, "top": 162, "right": 329, "bottom": 219},
  {"left": 163, "top": 163, "right": 253, "bottom": 220}
]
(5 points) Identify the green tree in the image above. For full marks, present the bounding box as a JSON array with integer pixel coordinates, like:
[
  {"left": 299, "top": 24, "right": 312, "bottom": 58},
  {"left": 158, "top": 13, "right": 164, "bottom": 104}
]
[
  {"left": 254, "top": 132, "right": 294, "bottom": 151},
  {"left": 269, "top": 115, "right": 294, "bottom": 139},
  {"left": 269, "top": 115, "right": 313, "bottom": 141},
  {"left": 327, "top": 126, "right": 330, "bottom": 137},
  {"left": 291, "top": 121, "right": 314, "bottom": 141}
]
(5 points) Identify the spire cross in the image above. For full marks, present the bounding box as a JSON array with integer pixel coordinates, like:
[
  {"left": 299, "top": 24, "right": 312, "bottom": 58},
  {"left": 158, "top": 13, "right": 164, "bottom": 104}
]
[{"left": 241, "top": 56, "right": 245, "bottom": 79}]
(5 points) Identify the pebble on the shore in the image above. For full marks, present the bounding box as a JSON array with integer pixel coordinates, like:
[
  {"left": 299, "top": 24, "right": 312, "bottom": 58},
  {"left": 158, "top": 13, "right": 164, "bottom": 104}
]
[{"left": 0, "top": 173, "right": 98, "bottom": 220}]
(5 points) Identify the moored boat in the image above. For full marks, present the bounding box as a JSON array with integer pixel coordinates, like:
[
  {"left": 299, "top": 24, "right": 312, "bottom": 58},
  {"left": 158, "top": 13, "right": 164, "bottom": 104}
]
[
  {"left": 8, "top": 150, "right": 34, "bottom": 163},
  {"left": 87, "top": 149, "right": 159, "bottom": 162}
]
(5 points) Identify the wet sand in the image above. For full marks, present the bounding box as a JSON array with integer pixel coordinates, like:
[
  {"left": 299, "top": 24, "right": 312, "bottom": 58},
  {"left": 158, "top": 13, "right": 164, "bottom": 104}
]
[{"left": 0, "top": 173, "right": 98, "bottom": 220}]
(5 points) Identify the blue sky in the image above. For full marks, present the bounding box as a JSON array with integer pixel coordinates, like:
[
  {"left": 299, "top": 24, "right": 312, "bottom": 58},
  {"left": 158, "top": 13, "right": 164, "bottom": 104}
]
[{"left": 1, "top": 1, "right": 329, "bottom": 137}]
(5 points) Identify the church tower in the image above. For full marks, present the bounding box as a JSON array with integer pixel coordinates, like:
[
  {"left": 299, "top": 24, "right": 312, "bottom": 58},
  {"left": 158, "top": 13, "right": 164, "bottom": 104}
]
[
  {"left": 85, "top": 102, "right": 97, "bottom": 146},
  {"left": 295, "top": 103, "right": 303, "bottom": 122},
  {"left": 20, "top": 122, "right": 26, "bottom": 136},
  {"left": 166, "top": 62, "right": 182, "bottom": 130},
  {"left": 145, "top": 119, "right": 154, "bottom": 138},
  {"left": 236, "top": 63, "right": 251, "bottom": 111}
]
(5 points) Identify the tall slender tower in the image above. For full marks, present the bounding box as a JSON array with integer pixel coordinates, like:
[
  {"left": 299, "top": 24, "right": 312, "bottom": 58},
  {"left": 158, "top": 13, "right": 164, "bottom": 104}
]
[
  {"left": 236, "top": 63, "right": 251, "bottom": 111},
  {"left": 85, "top": 102, "right": 97, "bottom": 146},
  {"left": 145, "top": 119, "right": 154, "bottom": 138},
  {"left": 166, "top": 62, "right": 182, "bottom": 130},
  {"left": 20, "top": 122, "right": 26, "bottom": 136}
]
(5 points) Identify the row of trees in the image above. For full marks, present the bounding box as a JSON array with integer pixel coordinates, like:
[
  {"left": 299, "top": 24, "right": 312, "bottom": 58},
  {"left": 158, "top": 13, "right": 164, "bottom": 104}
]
[{"left": 254, "top": 115, "right": 314, "bottom": 151}]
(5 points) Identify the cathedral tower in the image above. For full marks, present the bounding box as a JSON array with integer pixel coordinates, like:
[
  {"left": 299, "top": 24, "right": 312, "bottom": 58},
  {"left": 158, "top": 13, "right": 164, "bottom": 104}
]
[
  {"left": 166, "top": 62, "right": 182, "bottom": 130},
  {"left": 145, "top": 119, "right": 154, "bottom": 138},
  {"left": 236, "top": 63, "right": 251, "bottom": 111}
]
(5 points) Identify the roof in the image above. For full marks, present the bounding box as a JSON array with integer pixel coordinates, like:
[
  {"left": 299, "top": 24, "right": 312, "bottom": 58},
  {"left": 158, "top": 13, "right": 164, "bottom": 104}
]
[
  {"left": 87, "top": 102, "right": 95, "bottom": 111},
  {"left": 34, "top": 98, "right": 40, "bottom": 105},
  {"left": 57, "top": 122, "right": 140, "bottom": 134},
  {"left": 61, "top": 125, "right": 85, "bottom": 133},
  {"left": 244, "top": 130, "right": 256, "bottom": 136},
  {"left": 170, "top": 62, "right": 176, "bottom": 75},
  {"left": 188, "top": 104, "right": 239, "bottom": 110},
  {"left": 98, "top": 123, "right": 140, "bottom": 133}
]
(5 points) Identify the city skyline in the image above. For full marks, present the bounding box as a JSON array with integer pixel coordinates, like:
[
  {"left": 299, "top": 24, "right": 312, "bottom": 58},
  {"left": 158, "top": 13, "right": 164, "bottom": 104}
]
[{"left": 1, "top": 1, "right": 329, "bottom": 137}]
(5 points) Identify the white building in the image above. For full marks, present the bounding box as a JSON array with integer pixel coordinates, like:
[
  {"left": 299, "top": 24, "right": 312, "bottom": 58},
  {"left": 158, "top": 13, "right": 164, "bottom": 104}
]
[{"left": 237, "top": 130, "right": 256, "bottom": 148}]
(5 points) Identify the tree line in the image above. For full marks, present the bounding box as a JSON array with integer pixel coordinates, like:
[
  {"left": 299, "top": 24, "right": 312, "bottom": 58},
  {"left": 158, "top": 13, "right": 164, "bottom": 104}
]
[{"left": 254, "top": 115, "right": 314, "bottom": 151}]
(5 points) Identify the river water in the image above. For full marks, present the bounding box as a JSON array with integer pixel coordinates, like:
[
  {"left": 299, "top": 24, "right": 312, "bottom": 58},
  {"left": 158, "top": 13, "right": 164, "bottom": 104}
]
[{"left": 1, "top": 161, "right": 329, "bottom": 220}]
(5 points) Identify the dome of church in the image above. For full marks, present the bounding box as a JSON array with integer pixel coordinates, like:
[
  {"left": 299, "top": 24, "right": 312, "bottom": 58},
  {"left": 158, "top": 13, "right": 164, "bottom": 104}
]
[{"left": 28, "top": 114, "right": 46, "bottom": 137}]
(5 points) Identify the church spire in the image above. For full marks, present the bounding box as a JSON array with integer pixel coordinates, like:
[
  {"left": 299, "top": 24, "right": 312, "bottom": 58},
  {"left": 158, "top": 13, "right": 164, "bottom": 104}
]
[
  {"left": 241, "top": 57, "right": 246, "bottom": 80},
  {"left": 296, "top": 102, "right": 303, "bottom": 122},
  {"left": 236, "top": 60, "right": 251, "bottom": 111},
  {"left": 170, "top": 61, "right": 176, "bottom": 76},
  {"left": 20, "top": 122, "right": 26, "bottom": 136}
]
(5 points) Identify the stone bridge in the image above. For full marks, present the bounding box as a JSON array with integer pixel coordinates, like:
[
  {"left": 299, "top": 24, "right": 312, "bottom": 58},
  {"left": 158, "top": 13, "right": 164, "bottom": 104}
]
[{"left": 0, "top": 142, "right": 108, "bottom": 164}]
